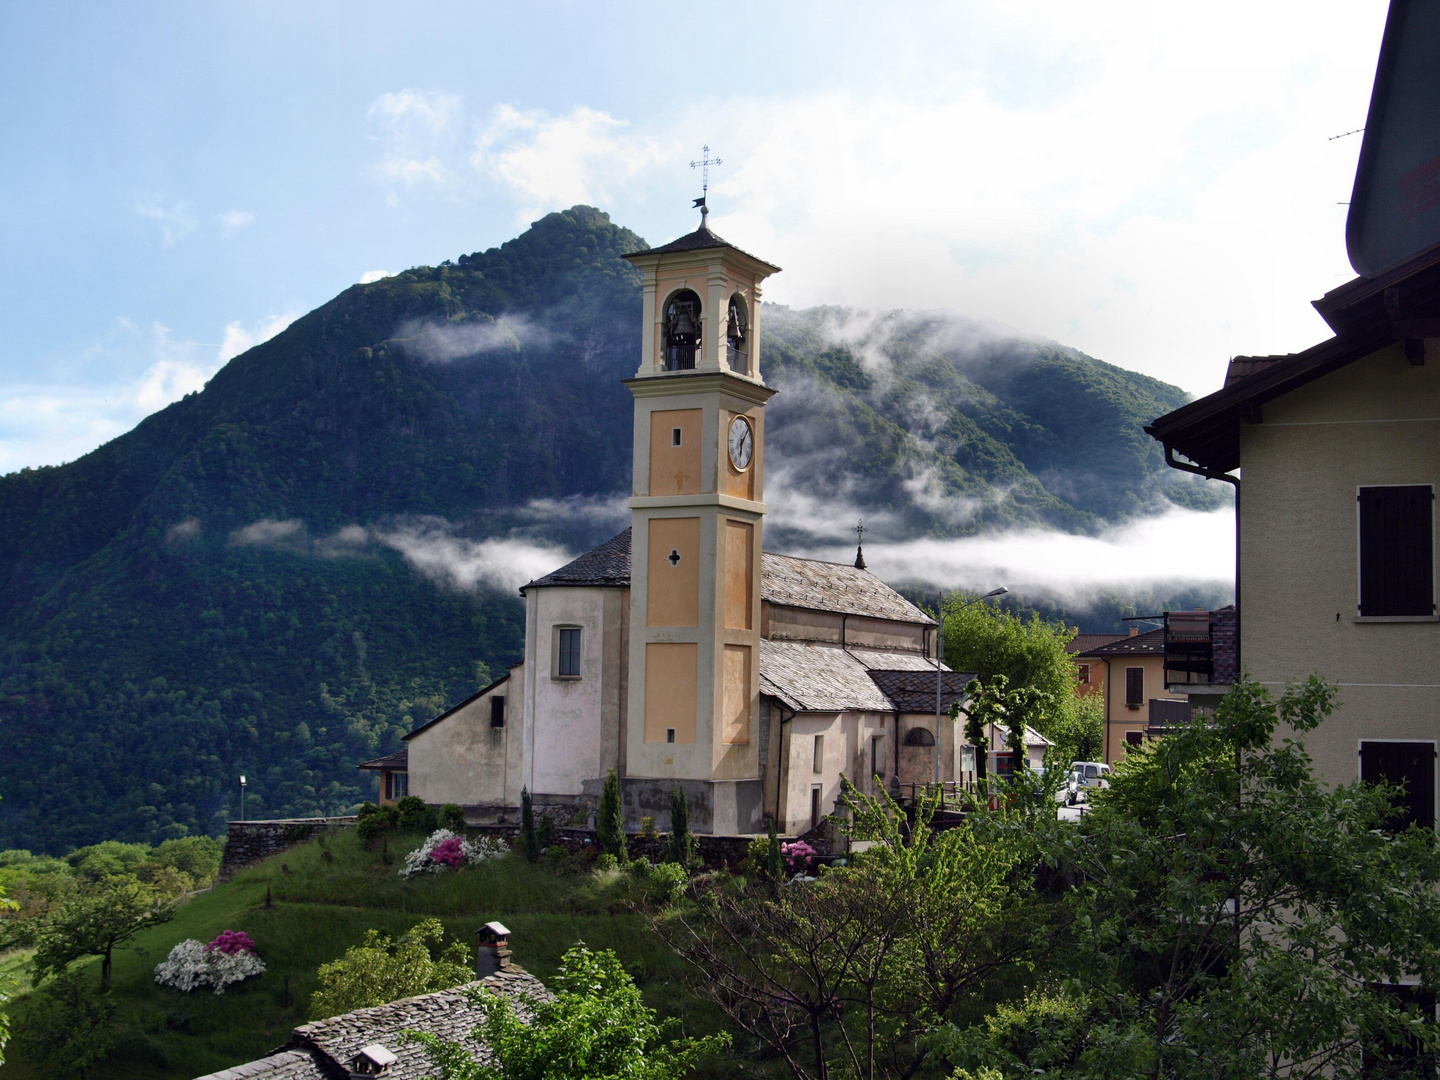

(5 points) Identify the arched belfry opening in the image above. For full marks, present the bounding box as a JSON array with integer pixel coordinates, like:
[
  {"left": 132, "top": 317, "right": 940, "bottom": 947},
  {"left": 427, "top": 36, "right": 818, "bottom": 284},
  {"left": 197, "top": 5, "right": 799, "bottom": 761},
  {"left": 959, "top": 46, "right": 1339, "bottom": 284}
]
[
  {"left": 663, "top": 289, "right": 702, "bottom": 371},
  {"left": 726, "top": 294, "right": 749, "bottom": 373}
]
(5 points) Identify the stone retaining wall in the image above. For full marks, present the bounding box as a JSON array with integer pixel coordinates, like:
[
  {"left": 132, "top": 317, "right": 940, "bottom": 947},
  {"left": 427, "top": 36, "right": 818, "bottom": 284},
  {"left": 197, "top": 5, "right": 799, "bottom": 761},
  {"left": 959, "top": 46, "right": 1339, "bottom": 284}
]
[{"left": 219, "top": 817, "right": 356, "bottom": 880}]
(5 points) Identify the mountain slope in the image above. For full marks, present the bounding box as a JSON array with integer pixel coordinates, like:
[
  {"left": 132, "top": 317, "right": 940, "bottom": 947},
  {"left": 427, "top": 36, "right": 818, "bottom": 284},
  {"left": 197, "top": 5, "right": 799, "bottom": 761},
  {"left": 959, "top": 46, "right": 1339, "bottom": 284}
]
[{"left": 0, "top": 206, "right": 1216, "bottom": 852}]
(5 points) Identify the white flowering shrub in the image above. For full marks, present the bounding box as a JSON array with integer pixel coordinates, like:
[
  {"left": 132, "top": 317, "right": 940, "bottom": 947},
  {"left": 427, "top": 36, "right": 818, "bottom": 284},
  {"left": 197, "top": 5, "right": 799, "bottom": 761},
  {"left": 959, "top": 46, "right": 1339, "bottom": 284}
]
[
  {"left": 154, "top": 936, "right": 266, "bottom": 995},
  {"left": 399, "top": 828, "right": 509, "bottom": 879}
]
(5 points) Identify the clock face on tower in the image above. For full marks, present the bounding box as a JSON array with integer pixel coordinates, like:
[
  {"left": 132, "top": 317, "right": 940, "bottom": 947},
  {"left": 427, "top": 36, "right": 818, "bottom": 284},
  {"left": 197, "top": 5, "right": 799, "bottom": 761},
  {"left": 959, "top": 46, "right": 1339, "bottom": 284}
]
[{"left": 727, "top": 415, "right": 754, "bottom": 472}]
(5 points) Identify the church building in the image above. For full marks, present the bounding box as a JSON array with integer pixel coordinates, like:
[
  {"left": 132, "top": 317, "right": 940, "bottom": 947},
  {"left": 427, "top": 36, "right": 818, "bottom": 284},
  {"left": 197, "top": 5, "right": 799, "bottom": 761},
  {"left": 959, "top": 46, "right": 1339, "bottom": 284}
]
[{"left": 364, "top": 215, "right": 984, "bottom": 836}]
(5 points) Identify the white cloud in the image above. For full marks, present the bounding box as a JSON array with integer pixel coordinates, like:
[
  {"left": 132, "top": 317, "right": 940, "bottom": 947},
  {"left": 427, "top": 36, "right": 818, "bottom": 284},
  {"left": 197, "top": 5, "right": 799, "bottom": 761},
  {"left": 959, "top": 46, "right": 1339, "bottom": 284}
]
[
  {"left": 359, "top": 270, "right": 394, "bottom": 284},
  {"left": 367, "top": 89, "right": 463, "bottom": 192},
  {"left": 136, "top": 199, "right": 197, "bottom": 246},
  {"left": 796, "top": 506, "right": 1236, "bottom": 605},
  {"left": 231, "top": 518, "right": 307, "bottom": 546},
  {"left": 135, "top": 358, "right": 211, "bottom": 411},
  {"left": 166, "top": 518, "right": 201, "bottom": 542},
  {"left": 218, "top": 210, "right": 255, "bottom": 238},
  {"left": 396, "top": 315, "right": 549, "bottom": 362},
  {"left": 218, "top": 312, "right": 299, "bottom": 362},
  {"left": 471, "top": 104, "right": 675, "bottom": 221}
]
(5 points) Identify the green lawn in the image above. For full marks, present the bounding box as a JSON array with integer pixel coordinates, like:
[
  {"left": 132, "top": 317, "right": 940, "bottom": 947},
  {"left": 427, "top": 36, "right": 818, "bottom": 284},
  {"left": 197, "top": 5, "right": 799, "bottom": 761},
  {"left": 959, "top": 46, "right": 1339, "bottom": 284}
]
[{"left": 2, "top": 830, "right": 705, "bottom": 1079}]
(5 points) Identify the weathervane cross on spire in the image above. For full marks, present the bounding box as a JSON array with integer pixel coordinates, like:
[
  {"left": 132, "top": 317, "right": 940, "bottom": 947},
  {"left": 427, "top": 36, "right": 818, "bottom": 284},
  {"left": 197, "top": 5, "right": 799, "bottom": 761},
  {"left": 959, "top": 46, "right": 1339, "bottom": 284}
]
[
  {"left": 689, "top": 144, "right": 722, "bottom": 224},
  {"left": 853, "top": 518, "right": 867, "bottom": 571}
]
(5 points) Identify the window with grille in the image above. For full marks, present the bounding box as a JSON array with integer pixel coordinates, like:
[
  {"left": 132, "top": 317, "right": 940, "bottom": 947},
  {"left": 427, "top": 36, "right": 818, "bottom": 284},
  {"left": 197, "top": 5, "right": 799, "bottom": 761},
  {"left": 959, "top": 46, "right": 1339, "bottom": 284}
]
[
  {"left": 556, "top": 627, "right": 581, "bottom": 678},
  {"left": 1358, "top": 485, "right": 1434, "bottom": 616}
]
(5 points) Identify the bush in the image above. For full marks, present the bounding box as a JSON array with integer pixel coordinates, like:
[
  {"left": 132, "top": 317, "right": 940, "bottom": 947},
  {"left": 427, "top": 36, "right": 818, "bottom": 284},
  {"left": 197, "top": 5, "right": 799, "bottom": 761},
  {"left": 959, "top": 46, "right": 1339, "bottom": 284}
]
[
  {"left": 744, "top": 836, "right": 774, "bottom": 881},
  {"left": 310, "top": 918, "right": 471, "bottom": 1018},
  {"left": 13, "top": 969, "right": 118, "bottom": 1077},
  {"left": 395, "top": 796, "right": 436, "bottom": 833},
  {"left": 437, "top": 804, "right": 467, "bottom": 832},
  {"left": 646, "top": 862, "right": 688, "bottom": 906},
  {"left": 639, "top": 816, "right": 657, "bottom": 839},
  {"left": 399, "top": 829, "right": 508, "bottom": 879},
  {"left": 537, "top": 814, "right": 559, "bottom": 849},
  {"left": 543, "top": 844, "right": 569, "bottom": 872},
  {"left": 355, "top": 803, "right": 398, "bottom": 847},
  {"left": 594, "top": 852, "right": 618, "bottom": 874},
  {"left": 781, "top": 840, "right": 817, "bottom": 877},
  {"left": 667, "top": 788, "right": 697, "bottom": 870},
  {"left": 154, "top": 936, "right": 266, "bottom": 995},
  {"left": 627, "top": 856, "right": 651, "bottom": 880}
]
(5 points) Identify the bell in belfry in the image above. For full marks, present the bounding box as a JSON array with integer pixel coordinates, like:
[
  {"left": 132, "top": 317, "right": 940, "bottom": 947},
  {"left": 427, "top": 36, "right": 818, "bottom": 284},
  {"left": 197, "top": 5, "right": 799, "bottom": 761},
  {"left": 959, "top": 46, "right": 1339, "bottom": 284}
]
[{"left": 668, "top": 298, "right": 698, "bottom": 337}]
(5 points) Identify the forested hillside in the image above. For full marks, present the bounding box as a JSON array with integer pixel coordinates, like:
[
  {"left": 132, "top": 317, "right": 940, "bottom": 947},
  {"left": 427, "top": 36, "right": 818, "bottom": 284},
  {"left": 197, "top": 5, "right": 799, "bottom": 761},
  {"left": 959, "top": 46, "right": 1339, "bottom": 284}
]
[{"left": 0, "top": 206, "right": 1218, "bottom": 852}]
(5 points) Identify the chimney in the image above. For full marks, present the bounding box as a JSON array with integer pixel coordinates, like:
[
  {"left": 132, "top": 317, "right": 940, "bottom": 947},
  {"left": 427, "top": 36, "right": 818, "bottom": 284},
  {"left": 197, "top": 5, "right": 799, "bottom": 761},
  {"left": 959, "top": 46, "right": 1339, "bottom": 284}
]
[
  {"left": 345, "top": 1044, "right": 397, "bottom": 1078},
  {"left": 475, "top": 920, "right": 513, "bottom": 979},
  {"left": 1129, "top": 626, "right": 1139, "bottom": 637}
]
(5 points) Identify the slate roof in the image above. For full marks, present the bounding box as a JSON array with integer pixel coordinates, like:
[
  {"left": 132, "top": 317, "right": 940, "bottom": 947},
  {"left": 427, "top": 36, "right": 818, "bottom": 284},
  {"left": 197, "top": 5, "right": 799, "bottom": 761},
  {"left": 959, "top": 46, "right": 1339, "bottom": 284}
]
[
  {"left": 760, "top": 641, "right": 895, "bottom": 712},
  {"left": 196, "top": 968, "right": 546, "bottom": 1080},
  {"left": 524, "top": 529, "right": 935, "bottom": 626},
  {"left": 356, "top": 748, "right": 408, "bottom": 771},
  {"left": 623, "top": 222, "right": 781, "bottom": 271},
  {"left": 762, "top": 552, "right": 935, "bottom": 625},
  {"left": 845, "top": 648, "right": 942, "bottom": 672},
  {"left": 758, "top": 641, "right": 974, "bottom": 715},
  {"left": 867, "top": 669, "right": 977, "bottom": 714},
  {"left": 1086, "top": 628, "right": 1165, "bottom": 656},
  {"left": 523, "top": 529, "right": 633, "bottom": 589},
  {"left": 1066, "top": 633, "right": 1127, "bottom": 657}
]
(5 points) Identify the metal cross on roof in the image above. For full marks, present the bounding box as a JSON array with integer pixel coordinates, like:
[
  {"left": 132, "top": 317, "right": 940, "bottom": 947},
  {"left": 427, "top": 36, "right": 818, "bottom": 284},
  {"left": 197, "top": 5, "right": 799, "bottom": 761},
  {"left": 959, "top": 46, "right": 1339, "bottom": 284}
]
[
  {"left": 853, "top": 519, "right": 867, "bottom": 571},
  {"left": 689, "top": 145, "right": 722, "bottom": 222}
]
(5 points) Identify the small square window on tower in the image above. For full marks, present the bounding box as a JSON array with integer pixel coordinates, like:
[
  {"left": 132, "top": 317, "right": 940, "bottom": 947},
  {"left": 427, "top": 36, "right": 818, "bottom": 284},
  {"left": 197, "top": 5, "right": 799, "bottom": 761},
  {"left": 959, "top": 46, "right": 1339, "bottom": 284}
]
[
  {"left": 672, "top": 427, "right": 682, "bottom": 447},
  {"left": 666, "top": 728, "right": 676, "bottom": 744}
]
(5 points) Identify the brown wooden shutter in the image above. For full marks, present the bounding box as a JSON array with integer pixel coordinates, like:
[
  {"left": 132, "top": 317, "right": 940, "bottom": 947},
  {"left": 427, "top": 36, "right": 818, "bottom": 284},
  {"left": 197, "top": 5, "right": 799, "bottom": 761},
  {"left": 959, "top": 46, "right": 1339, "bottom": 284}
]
[
  {"left": 1360, "top": 741, "right": 1436, "bottom": 831},
  {"left": 1125, "top": 667, "right": 1143, "bottom": 706},
  {"left": 1359, "top": 485, "right": 1434, "bottom": 616}
]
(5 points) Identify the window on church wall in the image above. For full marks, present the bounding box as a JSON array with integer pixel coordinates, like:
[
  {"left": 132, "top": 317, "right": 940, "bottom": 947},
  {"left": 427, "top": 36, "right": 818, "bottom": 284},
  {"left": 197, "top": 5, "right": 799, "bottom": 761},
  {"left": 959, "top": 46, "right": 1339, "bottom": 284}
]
[
  {"left": 726, "top": 294, "right": 749, "bottom": 372},
  {"left": 813, "top": 734, "right": 824, "bottom": 774},
  {"left": 554, "top": 626, "right": 582, "bottom": 679},
  {"left": 663, "top": 290, "right": 701, "bottom": 371},
  {"left": 490, "top": 696, "right": 505, "bottom": 728}
]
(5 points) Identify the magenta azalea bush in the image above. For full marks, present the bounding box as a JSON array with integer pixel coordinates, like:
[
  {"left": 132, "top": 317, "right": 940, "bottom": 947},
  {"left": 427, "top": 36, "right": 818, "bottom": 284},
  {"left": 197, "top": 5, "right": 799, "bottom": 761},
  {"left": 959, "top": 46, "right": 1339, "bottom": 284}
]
[
  {"left": 400, "top": 828, "right": 509, "bottom": 879},
  {"left": 781, "top": 840, "right": 817, "bottom": 876},
  {"left": 206, "top": 930, "right": 258, "bottom": 955}
]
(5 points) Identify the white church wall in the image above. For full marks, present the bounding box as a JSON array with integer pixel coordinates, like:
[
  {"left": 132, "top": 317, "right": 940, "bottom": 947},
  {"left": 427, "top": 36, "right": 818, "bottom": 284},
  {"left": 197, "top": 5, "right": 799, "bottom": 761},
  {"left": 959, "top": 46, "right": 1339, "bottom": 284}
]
[
  {"left": 779, "top": 710, "right": 892, "bottom": 835},
  {"left": 526, "top": 587, "right": 611, "bottom": 798},
  {"left": 407, "top": 665, "right": 524, "bottom": 813}
]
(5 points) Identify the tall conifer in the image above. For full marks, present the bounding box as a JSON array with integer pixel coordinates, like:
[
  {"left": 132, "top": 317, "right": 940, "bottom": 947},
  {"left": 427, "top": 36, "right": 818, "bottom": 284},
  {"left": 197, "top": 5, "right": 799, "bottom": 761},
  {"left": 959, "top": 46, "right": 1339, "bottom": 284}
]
[
  {"left": 520, "top": 787, "right": 538, "bottom": 862},
  {"left": 597, "top": 769, "right": 627, "bottom": 863}
]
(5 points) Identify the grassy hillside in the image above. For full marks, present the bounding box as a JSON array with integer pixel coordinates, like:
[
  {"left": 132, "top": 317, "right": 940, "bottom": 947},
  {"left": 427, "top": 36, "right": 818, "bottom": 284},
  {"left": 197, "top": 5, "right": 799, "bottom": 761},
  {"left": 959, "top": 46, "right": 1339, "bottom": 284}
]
[
  {"left": 0, "top": 205, "right": 1222, "bottom": 852},
  {"left": 2, "top": 829, "right": 701, "bottom": 1078}
]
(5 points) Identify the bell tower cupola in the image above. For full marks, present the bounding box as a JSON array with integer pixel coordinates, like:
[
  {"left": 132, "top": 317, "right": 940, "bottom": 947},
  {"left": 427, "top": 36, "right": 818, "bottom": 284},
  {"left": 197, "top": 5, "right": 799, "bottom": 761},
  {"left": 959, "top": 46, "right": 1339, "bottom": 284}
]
[{"left": 620, "top": 199, "right": 780, "bottom": 835}]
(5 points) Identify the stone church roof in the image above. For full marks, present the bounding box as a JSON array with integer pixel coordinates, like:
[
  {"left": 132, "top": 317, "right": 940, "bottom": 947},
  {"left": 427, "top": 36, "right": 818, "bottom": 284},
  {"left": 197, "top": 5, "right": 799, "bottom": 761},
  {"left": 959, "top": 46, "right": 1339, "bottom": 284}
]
[
  {"left": 625, "top": 221, "right": 781, "bottom": 271},
  {"left": 193, "top": 968, "right": 545, "bottom": 1080},
  {"left": 524, "top": 528, "right": 935, "bottom": 626},
  {"left": 758, "top": 640, "right": 976, "bottom": 714}
]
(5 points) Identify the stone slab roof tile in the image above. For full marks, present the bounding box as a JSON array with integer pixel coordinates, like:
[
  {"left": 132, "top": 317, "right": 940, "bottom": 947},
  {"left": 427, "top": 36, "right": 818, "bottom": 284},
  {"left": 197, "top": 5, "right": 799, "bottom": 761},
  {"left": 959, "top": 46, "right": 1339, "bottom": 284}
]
[
  {"left": 285, "top": 969, "right": 547, "bottom": 1079},
  {"left": 867, "top": 669, "right": 978, "bottom": 714},
  {"left": 846, "top": 648, "right": 943, "bottom": 672},
  {"left": 759, "top": 641, "right": 895, "bottom": 713},
  {"left": 523, "top": 529, "right": 633, "bottom": 590},
  {"left": 761, "top": 553, "right": 935, "bottom": 625},
  {"left": 192, "top": 1049, "right": 327, "bottom": 1080}
]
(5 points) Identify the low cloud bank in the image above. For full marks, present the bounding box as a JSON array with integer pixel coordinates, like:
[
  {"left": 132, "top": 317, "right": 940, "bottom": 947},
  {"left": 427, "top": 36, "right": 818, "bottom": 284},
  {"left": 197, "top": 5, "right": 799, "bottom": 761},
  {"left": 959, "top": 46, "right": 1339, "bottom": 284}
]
[
  {"left": 228, "top": 514, "right": 570, "bottom": 595},
  {"left": 797, "top": 506, "right": 1235, "bottom": 605}
]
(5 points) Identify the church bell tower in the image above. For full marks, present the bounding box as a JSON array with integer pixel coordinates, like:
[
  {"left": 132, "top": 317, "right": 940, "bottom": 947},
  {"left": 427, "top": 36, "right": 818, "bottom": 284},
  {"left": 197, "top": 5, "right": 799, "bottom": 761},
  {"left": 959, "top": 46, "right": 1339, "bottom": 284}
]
[{"left": 620, "top": 209, "right": 780, "bottom": 834}]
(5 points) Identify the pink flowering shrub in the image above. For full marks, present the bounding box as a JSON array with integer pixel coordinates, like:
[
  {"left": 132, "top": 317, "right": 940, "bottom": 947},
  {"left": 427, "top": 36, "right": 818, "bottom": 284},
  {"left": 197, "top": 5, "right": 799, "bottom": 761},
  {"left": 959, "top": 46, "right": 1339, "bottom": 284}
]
[
  {"left": 781, "top": 840, "right": 817, "bottom": 876},
  {"left": 205, "top": 930, "right": 258, "bottom": 956},
  {"left": 430, "top": 836, "right": 465, "bottom": 869}
]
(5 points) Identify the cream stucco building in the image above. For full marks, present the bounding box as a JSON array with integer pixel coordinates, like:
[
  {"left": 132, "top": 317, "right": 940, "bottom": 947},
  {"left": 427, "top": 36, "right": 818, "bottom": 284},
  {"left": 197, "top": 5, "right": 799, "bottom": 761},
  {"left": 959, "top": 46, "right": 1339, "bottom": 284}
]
[
  {"left": 374, "top": 217, "right": 1007, "bottom": 836},
  {"left": 1147, "top": 6, "right": 1440, "bottom": 832}
]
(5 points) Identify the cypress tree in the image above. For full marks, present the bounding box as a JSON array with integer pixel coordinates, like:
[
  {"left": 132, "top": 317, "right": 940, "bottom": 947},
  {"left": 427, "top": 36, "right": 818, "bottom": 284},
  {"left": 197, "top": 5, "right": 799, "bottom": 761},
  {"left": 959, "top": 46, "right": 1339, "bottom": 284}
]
[
  {"left": 598, "top": 768, "right": 627, "bottom": 863},
  {"left": 520, "top": 786, "right": 538, "bottom": 862},
  {"left": 668, "top": 787, "right": 695, "bottom": 869},
  {"left": 766, "top": 814, "right": 783, "bottom": 888}
]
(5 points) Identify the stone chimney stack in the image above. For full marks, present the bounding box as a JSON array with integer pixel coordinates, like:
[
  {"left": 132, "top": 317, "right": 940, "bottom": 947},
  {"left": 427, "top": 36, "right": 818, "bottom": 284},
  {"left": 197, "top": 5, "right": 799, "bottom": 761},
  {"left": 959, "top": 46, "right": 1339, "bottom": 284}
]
[{"left": 475, "top": 920, "right": 513, "bottom": 979}]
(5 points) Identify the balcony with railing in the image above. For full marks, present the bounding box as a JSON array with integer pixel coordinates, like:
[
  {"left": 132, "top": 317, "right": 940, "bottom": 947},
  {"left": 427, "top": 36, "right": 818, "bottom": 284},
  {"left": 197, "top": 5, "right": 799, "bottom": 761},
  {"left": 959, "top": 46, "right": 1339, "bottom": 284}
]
[{"left": 1163, "top": 606, "right": 1237, "bottom": 694}]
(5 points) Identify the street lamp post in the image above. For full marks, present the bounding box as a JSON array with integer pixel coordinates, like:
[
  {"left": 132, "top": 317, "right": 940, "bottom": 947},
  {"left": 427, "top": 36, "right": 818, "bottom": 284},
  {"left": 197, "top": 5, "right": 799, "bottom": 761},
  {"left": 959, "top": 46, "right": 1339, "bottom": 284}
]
[
  {"left": 936, "top": 587, "right": 1008, "bottom": 790},
  {"left": 239, "top": 774, "right": 247, "bottom": 821}
]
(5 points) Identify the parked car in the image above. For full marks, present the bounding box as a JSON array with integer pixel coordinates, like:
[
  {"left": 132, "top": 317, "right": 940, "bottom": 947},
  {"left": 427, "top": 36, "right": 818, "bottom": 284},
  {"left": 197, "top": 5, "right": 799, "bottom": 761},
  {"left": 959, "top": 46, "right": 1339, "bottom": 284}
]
[{"left": 1065, "top": 761, "right": 1112, "bottom": 805}]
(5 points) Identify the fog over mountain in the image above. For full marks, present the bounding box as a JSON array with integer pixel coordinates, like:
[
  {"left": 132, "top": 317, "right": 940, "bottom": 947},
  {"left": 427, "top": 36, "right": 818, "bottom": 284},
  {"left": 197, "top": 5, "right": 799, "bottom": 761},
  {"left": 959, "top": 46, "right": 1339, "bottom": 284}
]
[{"left": 0, "top": 206, "right": 1230, "bottom": 851}]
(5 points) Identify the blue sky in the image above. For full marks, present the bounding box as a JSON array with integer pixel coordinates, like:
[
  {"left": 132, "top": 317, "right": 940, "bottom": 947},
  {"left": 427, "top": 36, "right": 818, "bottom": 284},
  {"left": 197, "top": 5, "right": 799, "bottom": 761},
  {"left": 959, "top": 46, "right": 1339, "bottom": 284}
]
[{"left": 0, "top": 1, "right": 1388, "bottom": 474}]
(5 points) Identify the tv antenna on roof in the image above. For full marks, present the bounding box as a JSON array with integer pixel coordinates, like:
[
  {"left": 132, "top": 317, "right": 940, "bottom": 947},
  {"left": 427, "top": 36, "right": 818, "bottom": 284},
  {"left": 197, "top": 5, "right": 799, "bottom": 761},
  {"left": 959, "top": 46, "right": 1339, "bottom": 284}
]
[{"left": 689, "top": 145, "right": 722, "bottom": 224}]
